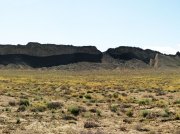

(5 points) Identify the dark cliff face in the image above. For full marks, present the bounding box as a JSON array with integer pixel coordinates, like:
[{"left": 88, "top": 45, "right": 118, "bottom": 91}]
[
  {"left": 0, "top": 42, "right": 101, "bottom": 56},
  {"left": 176, "top": 52, "right": 180, "bottom": 57},
  {"left": 0, "top": 43, "right": 179, "bottom": 68},
  {"left": 105, "top": 46, "right": 160, "bottom": 64},
  {"left": 0, "top": 42, "right": 102, "bottom": 67},
  {"left": 0, "top": 53, "right": 102, "bottom": 68}
]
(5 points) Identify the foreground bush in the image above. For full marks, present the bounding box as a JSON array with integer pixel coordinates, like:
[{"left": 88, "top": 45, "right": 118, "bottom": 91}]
[
  {"left": 31, "top": 102, "right": 47, "bottom": 112},
  {"left": 19, "top": 99, "right": 30, "bottom": 107},
  {"left": 47, "top": 101, "right": 63, "bottom": 110},
  {"left": 68, "top": 105, "right": 81, "bottom": 116}
]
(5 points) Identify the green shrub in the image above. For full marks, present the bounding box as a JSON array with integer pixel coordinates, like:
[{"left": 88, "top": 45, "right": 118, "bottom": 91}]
[
  {"left": 161, "top": 108, "right": 170, "bottom": 117},
  {"left": 138, "top": 99, "right": 151, "bottom": 106},
  {"left": 47, "top": 101, "right": 63, "bottom": 110},
  {"left": 141, "top": 110, "right": 150, "bottom": 118},
  {"left": 16, "top": 118, "right": 21, "bottom": 124},
  {"left": 9, "top": 101, "right": 16, "bottom": 106},
  {"left": 82, "top": 112, "right": 92, "bottom": 118},
  {"left": 175, "top": 113, "right": 180, "bottom": 120},
  {"left": 96, "top": 109, "right": 101, "bottom": 116},
  {"left": 126, "top": 109, "right": 133, "bottom": 117},
  {"left": 19, "top": 99, "right": 30, "bottom": 107},
  {"left": 109, "top": 104, "right": 118, "bottom": 113},
  {"left": 68, "top": 105, "right": 80, "bottom": 116},
  {"left": 174, "top": 100, "right": 180, "bottom": 104},
  {"left": 31, "top": 103, "right": 47, "bottom": 112},
  {"left": 17, "top": 105, "right": 26, "bottom": 112},
  {"left": 113, "top": 93, "right": 119, "bottom": 98},
  {"left": 84, "top": 94, "right": 92, "bottom": 99},
  {"left": 156, "top": 100, "right": 168, "bottom": 108}
]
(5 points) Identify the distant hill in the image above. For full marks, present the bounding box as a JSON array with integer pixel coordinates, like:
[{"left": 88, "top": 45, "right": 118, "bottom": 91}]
[
  {"left": 0, "top": 42, "right": 101, "bottom": 56},
  {"left": 0, "top": 42, "right": 102, "bottom": 68},
  {"left": 149, "top": 53, "right": 180, "bottom": 68},
  {"left": 0, "top": 42, "right": 179, "bottom": 69},
  {"left": 105, "top": 46, "right": 160, "bottom": 63}
]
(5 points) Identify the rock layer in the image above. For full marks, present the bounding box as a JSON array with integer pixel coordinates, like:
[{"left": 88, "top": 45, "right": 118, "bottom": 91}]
[
  {"left": 0, "top": 43, "right": 179, "bottom": 68},
  {"left": 0, "top": 42, "right": 102, "bottom": 67}
]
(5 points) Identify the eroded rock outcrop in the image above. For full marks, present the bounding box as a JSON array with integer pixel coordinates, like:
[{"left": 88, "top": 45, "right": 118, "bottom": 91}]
[
  {"left": 0, "top": 42, "right": 102, "bottom": 67},
  {"left": 105, "top": 46, "right": 159, "bottom": 64},
  {"left": 0, "top": 42, "right": 101, "bottom": 56},
  {"left": 150, "top": 53, "right": 180, "bottom": 68},
  {"left": 0, "top": 43, "right": 179, "bottom": 69}
]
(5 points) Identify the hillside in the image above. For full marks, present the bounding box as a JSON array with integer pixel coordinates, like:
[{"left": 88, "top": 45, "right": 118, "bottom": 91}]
[
  {"left": 0, "top": 42, "right": 179, "bottom": 69},
  {"left": 0, "top": 42, "right": 102, "bottom": 68},
  {"left": 149, "top": 54, "right": 180, "bottom": 68}
]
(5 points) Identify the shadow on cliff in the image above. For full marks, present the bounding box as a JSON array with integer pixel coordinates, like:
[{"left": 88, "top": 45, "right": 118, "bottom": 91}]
[{"left": 0, "top": 53, "right": 102, "bottom": 68}]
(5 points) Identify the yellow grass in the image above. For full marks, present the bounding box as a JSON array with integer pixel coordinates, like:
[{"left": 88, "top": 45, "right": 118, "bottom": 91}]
[{"left": 0, "top": 69, "right": 179, "bottom": 134}]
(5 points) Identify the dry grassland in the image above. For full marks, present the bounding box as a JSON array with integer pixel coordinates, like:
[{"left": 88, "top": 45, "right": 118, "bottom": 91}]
[{"left": 0, "top": 69, "right": 179, "bottom": 134}]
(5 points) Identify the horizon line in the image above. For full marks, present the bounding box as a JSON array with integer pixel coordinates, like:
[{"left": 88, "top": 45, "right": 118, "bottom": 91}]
[{"left": 0, "top": 41, "right": 179, "bottom": 55}]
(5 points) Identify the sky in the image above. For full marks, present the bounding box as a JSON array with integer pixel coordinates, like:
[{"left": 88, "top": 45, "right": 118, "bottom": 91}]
[{"left": 0, "top": 0, "right": 180, "bottom": 54}]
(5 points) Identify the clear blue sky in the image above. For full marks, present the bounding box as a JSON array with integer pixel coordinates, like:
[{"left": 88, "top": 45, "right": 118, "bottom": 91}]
[{"left": 0, "top": 0, "right": 180, "bottom": 54}]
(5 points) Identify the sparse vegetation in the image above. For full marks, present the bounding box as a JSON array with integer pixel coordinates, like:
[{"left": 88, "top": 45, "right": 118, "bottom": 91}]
[
  {"left": 84, "top": 94, "right": 92, "bottom": 99},
  {"left": 17, "top": 105, "right": 26, "bottom": 112},
  {"left": 84, "top": 121, "right": 100, "bottom": 128},
  {"left": 47, "top": 101, "right": 63, "bottom": 110},
  {"left": 19, "top": 99, "right": 30, "bottom": 107},
  {"left": 141, "top": 110, "right": 150, "bottom": 118},
  {"left": 174, "top": 99, "right": 180, "bottom": 104},
  {"left": 0, "top": 69, "right": 179, "bottom": 133},
  {"left": 68, "top": 105, "right": 81, "bottom": 116},
  {"left": 161, "top": 108, "right": 171, "bottom": 117},
  {"left": 126, "top": 109, "right": 133, "bottom": 117},
  {"left": 31, "top": 102, "right": 47, "bottom": 112},
  {"left": 138, "top": 98, "right": 151, "bottom": 106},
  {"left": 8, "top": 100, "right": 16, "bottom": 106},
  {"left": 175, "top": 113, "right": 180, "bottom": 120},
  {"left": 16, "top": 118, "right": 21, "bottom": 124},
  {"left": 109, "top": 104, "right": 119, "bottom": 113}
]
